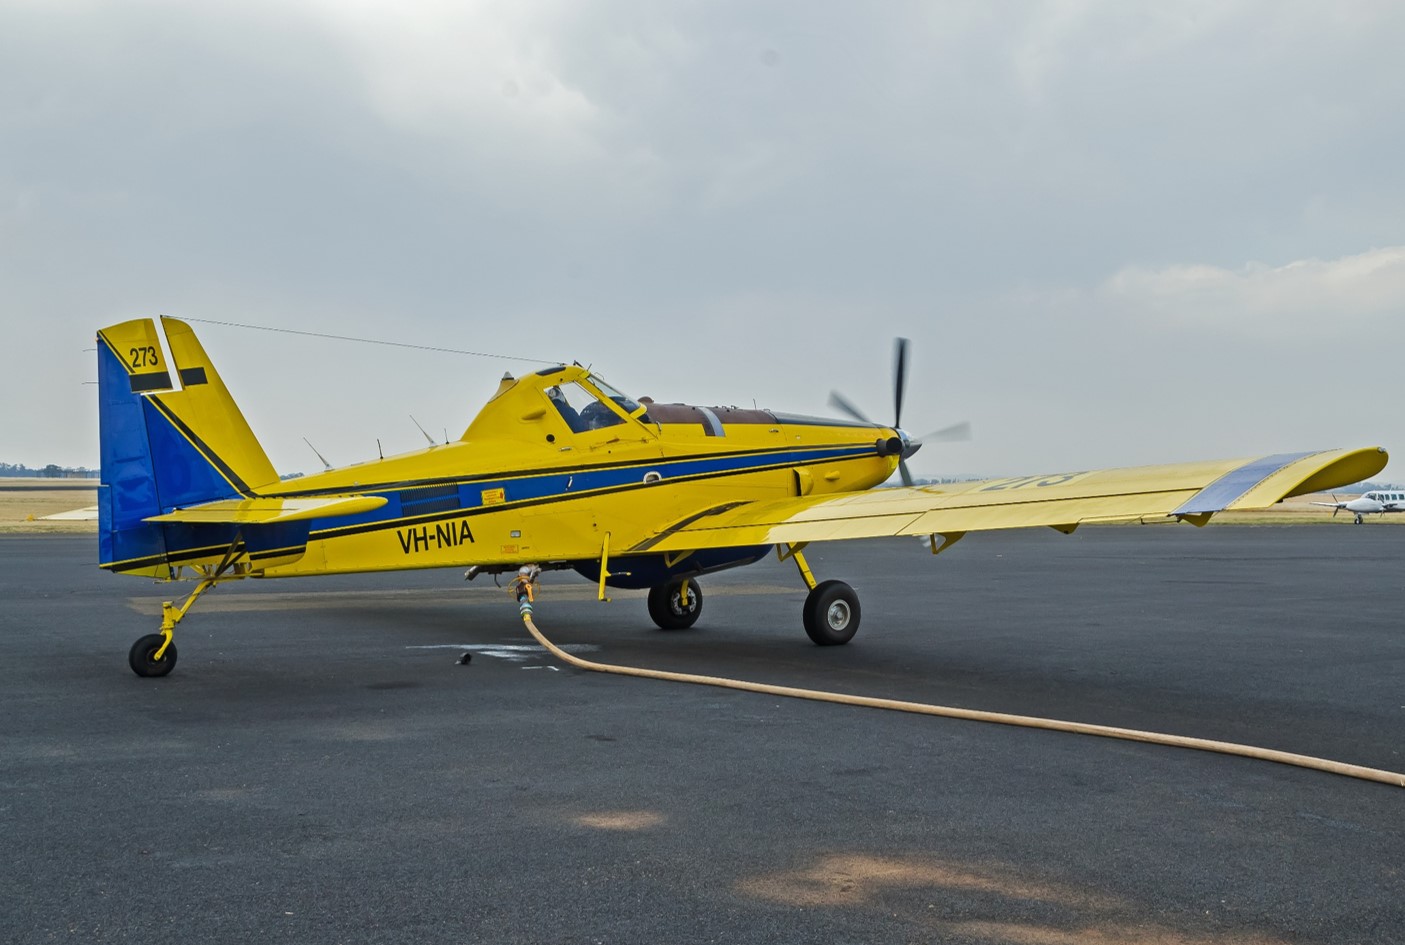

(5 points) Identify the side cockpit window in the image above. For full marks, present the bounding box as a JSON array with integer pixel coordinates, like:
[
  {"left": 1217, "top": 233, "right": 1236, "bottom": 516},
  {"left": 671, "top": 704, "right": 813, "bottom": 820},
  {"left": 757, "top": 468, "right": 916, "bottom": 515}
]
[{"left": 547, "top": 382, "right": 624, "bottom": 433}]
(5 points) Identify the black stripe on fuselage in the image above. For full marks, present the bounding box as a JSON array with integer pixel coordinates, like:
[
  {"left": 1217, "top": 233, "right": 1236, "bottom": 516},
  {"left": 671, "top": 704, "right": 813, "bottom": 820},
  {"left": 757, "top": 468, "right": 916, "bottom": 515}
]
[
  {"left": 248, "top": 545, "right": 305, "bottom": 561},
  {"left": 106, "top": 443, "right": 881, "bottom": 571},
  {"left": 303, "top": 448, "right": 873, "bottom": 544},
  {"left": 263, "top": 441, "right": 876, "bottom": 500},
  {"left": 101, "top": 539, "right": 249, "bottom": 575}
]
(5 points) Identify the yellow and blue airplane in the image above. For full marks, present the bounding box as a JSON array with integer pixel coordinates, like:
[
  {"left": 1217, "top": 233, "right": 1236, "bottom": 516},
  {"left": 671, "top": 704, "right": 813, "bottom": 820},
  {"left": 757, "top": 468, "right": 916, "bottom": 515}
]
[{"left": 98, "top": 316, "right": 1388, "bottom": 677}]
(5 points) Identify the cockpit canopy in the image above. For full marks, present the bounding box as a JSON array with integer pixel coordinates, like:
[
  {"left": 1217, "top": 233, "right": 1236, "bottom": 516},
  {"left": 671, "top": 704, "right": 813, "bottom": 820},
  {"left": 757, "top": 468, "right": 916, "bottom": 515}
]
[
  {"left": 588, "top": 374, "right": 644, "bottom": 416},
  {"left": 544, "top": 373, "right": 645, "bottom": 433}
]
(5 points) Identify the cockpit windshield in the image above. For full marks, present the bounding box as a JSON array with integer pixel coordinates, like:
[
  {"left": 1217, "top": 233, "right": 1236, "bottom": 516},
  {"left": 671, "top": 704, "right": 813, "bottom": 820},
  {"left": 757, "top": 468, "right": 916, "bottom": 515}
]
[
  {"left": 588, "top": 374, "right": 643, "bottom": 416},
  {"left": 546, "top": 381, "right": 626, "bottom": 433}
]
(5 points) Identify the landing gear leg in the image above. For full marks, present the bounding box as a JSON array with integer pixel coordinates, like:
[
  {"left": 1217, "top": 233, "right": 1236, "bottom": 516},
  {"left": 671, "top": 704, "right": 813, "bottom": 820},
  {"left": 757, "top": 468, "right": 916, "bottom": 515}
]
[
  {"left": 1355, "top": 513, "right": 1364, "bottom": 525},
  {"left": 779, "top": 543, "right": 862, "bottom": 646},
  {"left": 129, "top": 580, "right": 215, "bottom": 677},
  {"left": 128, "top": 543, "right": 241, "bottom": 678}
]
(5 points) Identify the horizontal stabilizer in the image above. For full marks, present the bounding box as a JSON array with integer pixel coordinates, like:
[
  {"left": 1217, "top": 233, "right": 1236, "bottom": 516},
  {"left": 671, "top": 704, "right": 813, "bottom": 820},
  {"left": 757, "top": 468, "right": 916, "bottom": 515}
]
[{"left": 144, "top": 494, "right": 387, "bottom": 525}]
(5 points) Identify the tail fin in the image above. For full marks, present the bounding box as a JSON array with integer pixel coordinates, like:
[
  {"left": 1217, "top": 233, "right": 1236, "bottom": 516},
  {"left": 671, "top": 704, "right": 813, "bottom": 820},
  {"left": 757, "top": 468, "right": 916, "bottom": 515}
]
[{"left": 97, "top": 316, "right": 278, "bottom": 574}]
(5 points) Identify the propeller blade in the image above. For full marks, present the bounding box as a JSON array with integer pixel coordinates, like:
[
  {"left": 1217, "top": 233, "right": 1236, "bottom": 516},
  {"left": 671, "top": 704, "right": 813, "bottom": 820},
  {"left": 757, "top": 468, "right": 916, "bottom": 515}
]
[
  {"left": 918, "top": 420, "right": 972, "bottom": 443},
  {"left": 892, "top": 337, "right": 909, "bottom": 430},
  {"left": 899, "top": 458, "right": 915, "bottom": 487},
  {"left": 829, "top": 390, "right": 873, "bottom": 424}
]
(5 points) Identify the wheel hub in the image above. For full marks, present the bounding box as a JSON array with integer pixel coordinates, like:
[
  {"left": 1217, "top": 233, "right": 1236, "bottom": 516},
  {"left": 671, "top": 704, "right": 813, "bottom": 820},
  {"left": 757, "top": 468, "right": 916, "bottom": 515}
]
[
  {"left": 668, "top": 583, "right": 700, "bottom": 618},
  {"left": 826, "top": 600, "right": 851, "bottom": 630}
]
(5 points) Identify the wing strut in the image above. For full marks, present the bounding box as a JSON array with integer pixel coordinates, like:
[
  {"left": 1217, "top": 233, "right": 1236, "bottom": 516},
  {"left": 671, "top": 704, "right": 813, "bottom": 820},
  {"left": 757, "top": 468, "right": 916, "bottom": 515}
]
[{"left": 777, "top": 543, "right": 818, "bottom": 590}]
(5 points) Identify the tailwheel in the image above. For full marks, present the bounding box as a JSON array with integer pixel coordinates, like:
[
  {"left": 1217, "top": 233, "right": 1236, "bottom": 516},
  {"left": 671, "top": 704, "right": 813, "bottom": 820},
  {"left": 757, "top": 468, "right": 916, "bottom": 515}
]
[
  {"left": 129, "top": 633, "right": 177, "bottom": 677},
  {"left": 803, "top": 579, "right": 860, "bottom": 646},
  {"left": 125, "top": 552, "right": 236, "bottom": 677},
  {"left": 648, "top": 578, "right": 703, "bottom": 630}
]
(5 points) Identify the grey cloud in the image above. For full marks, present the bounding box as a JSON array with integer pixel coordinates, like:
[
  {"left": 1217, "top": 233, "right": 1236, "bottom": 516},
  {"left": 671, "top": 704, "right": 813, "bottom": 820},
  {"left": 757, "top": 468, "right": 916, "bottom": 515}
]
[{"left": 2, "top": 1, "right": 1402, "bottom": 475}]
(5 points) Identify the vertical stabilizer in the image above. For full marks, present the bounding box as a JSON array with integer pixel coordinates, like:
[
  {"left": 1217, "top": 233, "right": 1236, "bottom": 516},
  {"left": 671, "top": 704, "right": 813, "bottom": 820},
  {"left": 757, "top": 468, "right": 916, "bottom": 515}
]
[{"left": 97, "top": 317, "right": 278, "bottom": 573}]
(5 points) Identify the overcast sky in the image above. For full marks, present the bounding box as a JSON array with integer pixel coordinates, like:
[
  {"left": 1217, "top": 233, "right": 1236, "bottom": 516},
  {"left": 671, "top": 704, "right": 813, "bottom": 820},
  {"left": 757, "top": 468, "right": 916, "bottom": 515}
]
[{"left": 4, "top": 0, "right": 1403, "bottom": 482}]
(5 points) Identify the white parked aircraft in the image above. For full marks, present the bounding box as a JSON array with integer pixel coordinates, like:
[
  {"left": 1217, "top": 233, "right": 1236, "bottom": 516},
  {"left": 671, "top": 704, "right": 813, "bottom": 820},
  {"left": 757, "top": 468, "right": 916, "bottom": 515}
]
[{"left": 1312, "top": 490, "right": 1405, "bottom": 524}]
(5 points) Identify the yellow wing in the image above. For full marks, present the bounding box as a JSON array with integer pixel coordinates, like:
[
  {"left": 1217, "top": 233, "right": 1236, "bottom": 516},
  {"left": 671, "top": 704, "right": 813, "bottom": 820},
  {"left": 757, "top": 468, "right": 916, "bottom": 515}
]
[
  {"left": 628, "top": 447, "right": 1388, "bottom": 553},
  {"left": 144, "top": 494, "right": 387, "bottom": 525}
]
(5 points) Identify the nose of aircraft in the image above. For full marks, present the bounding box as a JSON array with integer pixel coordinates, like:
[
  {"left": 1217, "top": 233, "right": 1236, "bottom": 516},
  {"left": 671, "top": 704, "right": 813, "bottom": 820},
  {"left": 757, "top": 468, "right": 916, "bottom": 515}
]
[
  {"left": 830, "top": 338, "right": 935, "bottom": 487},
  {"left": 829, "top": 338, "right": 972, "bottom": 487}
]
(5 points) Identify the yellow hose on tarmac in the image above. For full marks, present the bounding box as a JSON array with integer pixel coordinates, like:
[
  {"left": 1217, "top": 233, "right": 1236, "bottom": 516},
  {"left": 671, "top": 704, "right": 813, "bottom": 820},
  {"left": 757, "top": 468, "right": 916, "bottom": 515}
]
[{"left": 518, "top": 612, "right": 1405, "bottom": 789}]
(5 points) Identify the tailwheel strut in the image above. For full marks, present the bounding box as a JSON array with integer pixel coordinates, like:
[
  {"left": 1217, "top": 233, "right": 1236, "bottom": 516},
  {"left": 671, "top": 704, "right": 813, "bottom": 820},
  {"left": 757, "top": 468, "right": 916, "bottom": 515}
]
[
  {"left": 779, "top": 543, "right": 861, "bottom": 646},
  {"left": 129, "top": 542, "right": 242, "bottom": 678}
]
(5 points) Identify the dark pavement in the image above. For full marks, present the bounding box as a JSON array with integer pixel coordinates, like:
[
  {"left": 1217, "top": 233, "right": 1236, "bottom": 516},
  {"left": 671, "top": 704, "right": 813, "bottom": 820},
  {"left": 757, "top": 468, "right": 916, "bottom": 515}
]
[{"left": 2, "top": 527, "right": 1402, "bottom": 944}]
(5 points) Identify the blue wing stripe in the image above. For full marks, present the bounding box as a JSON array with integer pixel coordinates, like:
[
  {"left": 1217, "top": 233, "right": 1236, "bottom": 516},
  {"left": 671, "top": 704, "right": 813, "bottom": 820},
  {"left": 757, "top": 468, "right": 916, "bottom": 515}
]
[{"left": 1172, "top": 452, "right": 1316, "bottom": 515}]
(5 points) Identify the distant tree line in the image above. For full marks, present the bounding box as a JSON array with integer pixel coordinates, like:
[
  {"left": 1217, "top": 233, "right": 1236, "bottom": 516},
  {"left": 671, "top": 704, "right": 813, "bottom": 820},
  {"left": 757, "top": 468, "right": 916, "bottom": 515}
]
[{"left": 0, "top": 462, "right": 98, "bottom": 478}]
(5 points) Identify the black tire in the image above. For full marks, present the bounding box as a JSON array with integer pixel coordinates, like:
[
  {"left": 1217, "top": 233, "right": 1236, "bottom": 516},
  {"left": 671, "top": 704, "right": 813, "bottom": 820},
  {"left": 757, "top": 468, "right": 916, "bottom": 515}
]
[
  {"left": 802, "top": 580, "right": 860, "bottom": 646},
  {"left": 129, "top": 633, "right": 177, "bottom": 677},
  {"left": 648, "top": 580, "right": 703, "bottom": 630}
]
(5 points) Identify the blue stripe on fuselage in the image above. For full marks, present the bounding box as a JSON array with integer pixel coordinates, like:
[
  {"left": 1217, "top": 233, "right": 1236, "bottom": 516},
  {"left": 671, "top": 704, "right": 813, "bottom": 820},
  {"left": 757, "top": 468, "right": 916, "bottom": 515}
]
[
  {"left": 108, "top": 442, "right": 875, "bottom": 570},
  {"left": 306, "top": 443, "right": 874, "bottom": 539}
]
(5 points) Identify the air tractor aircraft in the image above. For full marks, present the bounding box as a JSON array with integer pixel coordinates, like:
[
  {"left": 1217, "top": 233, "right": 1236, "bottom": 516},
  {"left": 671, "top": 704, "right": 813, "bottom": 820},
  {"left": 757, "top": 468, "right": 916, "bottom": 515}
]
[{"left": 98, "top": 317, "right": 1388, "bottom": 677}]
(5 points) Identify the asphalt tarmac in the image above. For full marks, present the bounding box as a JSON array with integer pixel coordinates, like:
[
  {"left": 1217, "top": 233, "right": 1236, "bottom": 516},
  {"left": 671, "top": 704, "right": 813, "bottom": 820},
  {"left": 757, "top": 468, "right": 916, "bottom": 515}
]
[{"left": 3, "top": 527, "right": 1402, "bottom": 944}]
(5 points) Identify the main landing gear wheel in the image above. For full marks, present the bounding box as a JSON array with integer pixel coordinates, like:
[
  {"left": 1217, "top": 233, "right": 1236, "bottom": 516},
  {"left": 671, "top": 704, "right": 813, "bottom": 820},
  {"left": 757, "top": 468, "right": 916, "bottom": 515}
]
[
  {"left": 648, "top": 579, "right": 703, "bottom": 630},
  {"left": 803, "top": 580, "right": 861, "bottom": 646},
  {"left": 128, "top": 633, "right": 177, "bottom": 677}
]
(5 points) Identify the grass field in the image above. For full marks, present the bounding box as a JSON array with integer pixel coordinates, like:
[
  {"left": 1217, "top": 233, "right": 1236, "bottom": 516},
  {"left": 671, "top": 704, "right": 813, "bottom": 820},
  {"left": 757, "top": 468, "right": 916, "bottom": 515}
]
[
  {"left": 0, "top": 480, "right": 98, "bottom": 534},
  {"left": 0, "top": 479, "right": 1395, "bottom": 535}
]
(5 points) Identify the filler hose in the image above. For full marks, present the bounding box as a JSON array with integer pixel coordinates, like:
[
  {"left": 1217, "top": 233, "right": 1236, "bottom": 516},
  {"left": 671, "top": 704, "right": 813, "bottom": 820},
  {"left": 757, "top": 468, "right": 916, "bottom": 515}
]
[{"left": 509, "top": 577, "right": 1403, "bottom": 788}]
